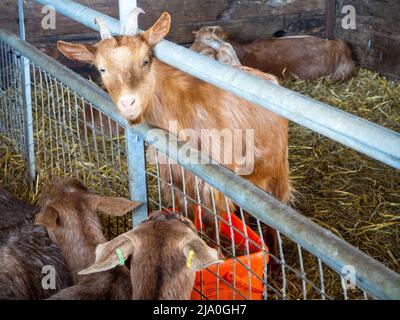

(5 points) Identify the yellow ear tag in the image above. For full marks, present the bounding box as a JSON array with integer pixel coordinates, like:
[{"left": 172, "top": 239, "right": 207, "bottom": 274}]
[{"left": 187, "top": 250, "right": 194, "bottom": 268}]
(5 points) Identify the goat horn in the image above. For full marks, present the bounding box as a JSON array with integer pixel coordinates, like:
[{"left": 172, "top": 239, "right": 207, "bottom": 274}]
[
  {"left": 95, "top": 17, "right": 112, "bottom": 40},
  {"left": 125, "top": 7, "right": 145, "bottom": 35}
]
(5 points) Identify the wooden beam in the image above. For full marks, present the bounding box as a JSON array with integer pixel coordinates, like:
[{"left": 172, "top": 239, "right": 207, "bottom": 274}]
[{"left": 325, "top": 0, "right": 336, "bottom": 39}]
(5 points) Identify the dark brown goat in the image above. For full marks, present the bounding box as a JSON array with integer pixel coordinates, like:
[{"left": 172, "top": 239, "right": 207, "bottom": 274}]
[
  {"left": 35, "top": 178, "right": 141, "bottom": 300},
  {"left": 191, "top": 26, "right": 356, "bottom": 81},
  {"left": 79, "top": 211, "right": 222, "bottom": 300},
  {"left": 0, "top": 225, "right": 73, "bottom": 299},
  {"left": 0, "top": 189, "right": 38, "bottom": 242}
]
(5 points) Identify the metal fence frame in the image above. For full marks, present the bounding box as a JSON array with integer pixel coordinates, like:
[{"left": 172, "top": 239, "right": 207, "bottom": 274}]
[{"left": 0, "top": 0, "right": 399, "bottom": 299}]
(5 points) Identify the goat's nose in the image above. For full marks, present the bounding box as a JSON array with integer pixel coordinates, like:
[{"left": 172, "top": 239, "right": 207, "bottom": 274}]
[{"left": 119, "top": 95, "right": 136, "bottom": 110}]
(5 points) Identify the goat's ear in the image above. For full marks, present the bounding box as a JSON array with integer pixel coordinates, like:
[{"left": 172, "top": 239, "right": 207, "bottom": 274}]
[
  {"left": 142, "top": 12, "right": 171, "bottom": 47},
  {"left": 89, "top": 195, "right": 143, "bottom": 217},
  {"left": 35, "top": 206, "right": 59, "bottom": 230},
  {"left": 183, "top": 237, "right": 223, "bottom": 271},
  {"left": 57, "top": 41, "right": 97, "bottom": 63},
  {"left": 78, "top": 232, "right": 137, "bottom": 275}
]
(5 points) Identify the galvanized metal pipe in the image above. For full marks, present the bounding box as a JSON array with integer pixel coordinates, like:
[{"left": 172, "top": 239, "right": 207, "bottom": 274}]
[
  {"left": 117, "top": 0, "right": 148, "bottom": 225},
  {"left": 1, "top": 28, "right": 398, "bottom": 299},
  {"left": 126, "top": 128, "right": 149, "bottom": 226},
  {"left": 32, "top": 0, "right": 400, "bottom": 169},
  {"left": 119, "top": 0, "right": 137, "bottom": 33},
  {"left": 18, "top": 0, "right": 36, "bottom": 181}
]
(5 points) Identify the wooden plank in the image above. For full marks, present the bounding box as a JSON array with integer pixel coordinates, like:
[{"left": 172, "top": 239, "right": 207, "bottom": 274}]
[
  {"left": 325, "top": 0, "right": 335, "bottom": 39},
  {"left": 284, "top": 12, "right": 325, "bottom": 36},
  {"left": 2, "top": 0, "right": 326, "bottom": 44},
  {"left": 0, "top": 0, "right": 325, "bottom": 74},
  {"left": 334, "top": 0, "right": 400, "bottom": 79},
  {"left": 217, "top": 0, "right": 324, "bottom": 20},
  {"left": 175, "top": 15, "right": 285, "bottom": 44}
]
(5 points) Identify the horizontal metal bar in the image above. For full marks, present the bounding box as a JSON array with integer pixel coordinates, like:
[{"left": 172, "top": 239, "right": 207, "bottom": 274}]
[
  {"left": 33, "top": 0, "right": 400, "bottom": 169},
  {"left": 1, "top": 28, "right": 398, "bottom": 300},
  {"left": 119, "top": 0, "right": 137, "bottom": 32}
]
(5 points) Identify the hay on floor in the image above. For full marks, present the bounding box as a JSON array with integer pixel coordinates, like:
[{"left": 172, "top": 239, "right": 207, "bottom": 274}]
[{"left": 282, "top": 69, "right": 400, "bottom": 274}]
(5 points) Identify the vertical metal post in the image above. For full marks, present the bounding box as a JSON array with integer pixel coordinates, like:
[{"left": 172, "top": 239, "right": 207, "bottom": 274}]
[
  {"left": 119, "top": 0, "right": 137, "bottom": 33},
  {"left": 126, "top": 128, "right": 148, "bottom": 226},
  {"left": 18, "top": 0, "right": 36, "bottom": 182},
  {"left": 119, "top": 1, "right": 147, "bottom": 225}
]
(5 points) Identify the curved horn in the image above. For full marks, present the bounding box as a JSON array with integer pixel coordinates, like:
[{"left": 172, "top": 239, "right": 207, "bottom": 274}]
[
  {"left": 95, "top": 17, "right": 112, "bottom": 40},
  {"left": 125, "top": 7, "right": 145, "bottom": 35}
]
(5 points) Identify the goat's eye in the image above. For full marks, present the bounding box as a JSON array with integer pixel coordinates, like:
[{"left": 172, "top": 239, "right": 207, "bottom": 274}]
[
  {"left": 142, "top": 59, "right": 150, "bottom": 67},
  {"left": 99, "top": 68, "right": 106, "bottom": 74}
]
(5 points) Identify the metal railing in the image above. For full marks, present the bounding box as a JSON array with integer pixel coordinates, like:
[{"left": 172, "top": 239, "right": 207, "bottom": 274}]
[
  {"left": 0, "top": 0, "right": 399, "bottom": 300},
  {"left": 1, "top": 27, "right": 399, "bottom": 300}
]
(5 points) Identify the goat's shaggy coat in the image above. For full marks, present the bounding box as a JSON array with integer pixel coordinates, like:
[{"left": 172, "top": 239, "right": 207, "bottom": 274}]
[
  {"left": 0, "top": 189, "right": 38, "bottom": 242},
  {"left": 0, "top": 226, "right": 73, "bottom": 299}
]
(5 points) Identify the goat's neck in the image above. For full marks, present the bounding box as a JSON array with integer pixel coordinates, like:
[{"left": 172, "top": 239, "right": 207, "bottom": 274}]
[
  {"left": 53, "top": 228, "right": 106, "bottom": 281},
  {"left": 144, "top": 60, "right": 198, "bottom": 133}
]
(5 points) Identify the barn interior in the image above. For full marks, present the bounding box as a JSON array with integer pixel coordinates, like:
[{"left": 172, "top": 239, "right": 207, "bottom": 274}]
[{"left": 0, "top": 0, "right": 399, "bottom": 300}]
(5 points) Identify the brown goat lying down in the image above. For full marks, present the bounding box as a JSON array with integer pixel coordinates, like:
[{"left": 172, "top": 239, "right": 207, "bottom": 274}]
[
  {"left": 35, "top": 178, "right": 141, "bottom": 300},
  {"left": 79, "top": 211, "right": 222, "bottom": 300},
  {"left": 0, "top": 226, "right": 73, "bottom": 299},
  {"left": 190, "top": 34, "right": 280, "bottom": 84},
  {"left": 0, "top": 190, "right": 72, "bottom": 299},
  {"left": 191, "top": 26, "right": 356, "bottom": 81}
]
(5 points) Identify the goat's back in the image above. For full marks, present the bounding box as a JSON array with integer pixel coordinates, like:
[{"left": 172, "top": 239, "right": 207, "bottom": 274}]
[
  {"left": 241, "top": 36, "right": 355, "bottom": 80},
  {"left": 0, "top": 189, "right": 38, "bottom": 243},
  {"left": 0, "top": 226, "right": 73, "bottom": 299},
  {"left": 146, "top": 61, "right": 291, "bottom": 219},
  {"left": 47, "top": 268, "right": 132, "bottom": 300}
]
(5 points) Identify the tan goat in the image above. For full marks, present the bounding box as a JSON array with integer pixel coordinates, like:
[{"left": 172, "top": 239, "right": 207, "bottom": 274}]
[{"left": 57, "top": 10, "right": 290, "bottom": 262}]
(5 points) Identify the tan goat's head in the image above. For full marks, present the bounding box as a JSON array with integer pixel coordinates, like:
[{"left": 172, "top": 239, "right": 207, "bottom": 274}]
[
  {"left": 78, "top": 211, "right": 222, "bottom": 300},
  {"left": 35, "top": 178, "right": 142, "bottom": 255},
  {"left": 57, "top": 9, "right": 171, "bottom": 124}
]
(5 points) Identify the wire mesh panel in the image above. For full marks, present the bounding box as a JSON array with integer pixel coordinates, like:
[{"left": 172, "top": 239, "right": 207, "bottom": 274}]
[
  {"left": 0, "top": 41, "right": 26, "bottom": 155},
  {"left": 145, "top": 148, "right": 371, "bottom": 300},
  {"left": 30, "top": 65, "right": 132, "bottom": 238},
  {"left": 0, "top": 39, "right": 132, "bottom": 238}
]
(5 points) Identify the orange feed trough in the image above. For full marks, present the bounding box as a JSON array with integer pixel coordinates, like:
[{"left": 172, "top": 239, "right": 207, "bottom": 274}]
[{"left": 191, "top": 207, "right": 269, "bottom": 300}]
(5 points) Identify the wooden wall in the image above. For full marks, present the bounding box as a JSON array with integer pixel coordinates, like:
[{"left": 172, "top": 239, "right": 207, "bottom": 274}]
[
  {"left": 0, "top": 0, "right": 325, "bottom": 75},
  {"left": 334, "top": 0, "right": 400, "bottom": 79},
  {"left": 1, "top": 1, "right": 399, "bottom": 79}
]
